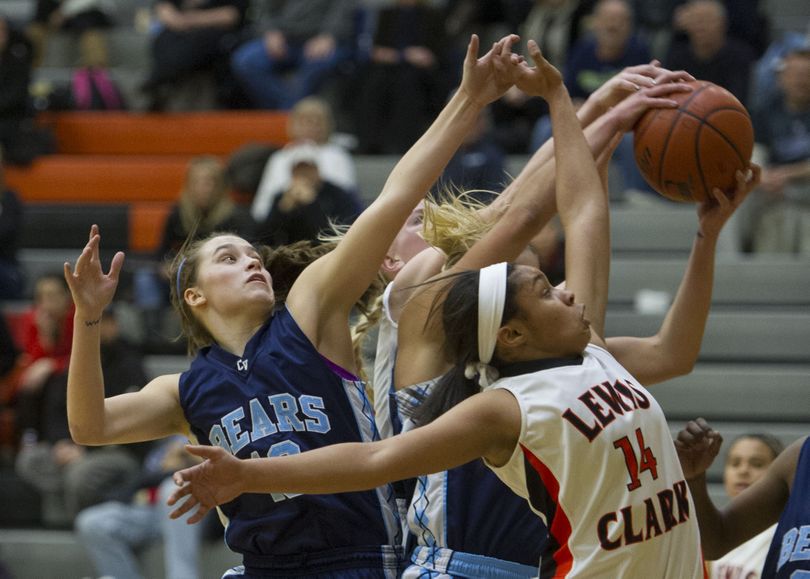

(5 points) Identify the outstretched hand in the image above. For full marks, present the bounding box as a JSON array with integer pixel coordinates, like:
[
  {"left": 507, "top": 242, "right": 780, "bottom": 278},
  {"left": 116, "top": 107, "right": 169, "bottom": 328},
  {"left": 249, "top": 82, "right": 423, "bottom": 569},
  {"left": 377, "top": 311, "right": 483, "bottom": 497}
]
[
  {"left": 514, "top": 39, "right": 563, "bottom": 99},
  {"left": 674, "top": 418, "right": 724, "bottom": 480},
  {"left": 459, "top": 33, "right": 523, "bottom": 107},
  {"left": 167, "top": 445, "right": 246, "bottom": 524},
  {"left": 63, "top": 225, "right": 124, "bottom": 320},
  {"left": 605, "top": 81, "right": 693, "bottom": 134},
  {"left": 587, "top": 61, "right": 695, "bottom": 113},
  {"left": 697, "top": 164, "right": 761, "bottom": 240}
]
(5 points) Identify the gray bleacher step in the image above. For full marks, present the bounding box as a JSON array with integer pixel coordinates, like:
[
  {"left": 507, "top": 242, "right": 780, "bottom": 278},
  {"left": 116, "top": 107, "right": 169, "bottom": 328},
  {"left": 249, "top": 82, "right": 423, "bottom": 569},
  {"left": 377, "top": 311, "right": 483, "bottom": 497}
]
[
  {"left": 653, "top": 363, "right": 810, "bottom": 422},
  {"left": 608, "top": 256, "right": 810, "bottom": 307},
  {"left": 605, "top": 310, "right": 810, "bottom": 363},
  {"left": 610, "top": 205, "right": 696, "bottom": 255}
]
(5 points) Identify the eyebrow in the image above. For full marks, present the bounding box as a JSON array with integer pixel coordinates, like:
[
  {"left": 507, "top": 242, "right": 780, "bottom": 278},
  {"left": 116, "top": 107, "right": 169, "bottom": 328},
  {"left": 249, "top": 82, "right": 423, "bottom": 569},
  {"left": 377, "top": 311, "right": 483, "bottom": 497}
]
[{"left": 212, "top": 243, "right": 259, "bottom": 256}]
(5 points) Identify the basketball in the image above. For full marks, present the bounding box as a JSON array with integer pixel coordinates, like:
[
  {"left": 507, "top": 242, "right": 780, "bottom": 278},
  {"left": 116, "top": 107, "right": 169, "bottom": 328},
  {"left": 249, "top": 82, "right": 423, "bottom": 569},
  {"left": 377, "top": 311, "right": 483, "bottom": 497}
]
[{"left": 633, "top": 80, "right": 754, "bottom": 203}]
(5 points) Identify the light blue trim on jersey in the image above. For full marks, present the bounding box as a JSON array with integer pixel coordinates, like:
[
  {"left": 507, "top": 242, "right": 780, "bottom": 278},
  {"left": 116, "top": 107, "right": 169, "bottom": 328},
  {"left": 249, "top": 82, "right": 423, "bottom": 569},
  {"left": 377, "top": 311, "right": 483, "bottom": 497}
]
[
  {"left": 342, "top": 376, "right": 403, "bottom": 573},
  {"left": 405, "top": 546, "right": 539, "bottom": 579}
]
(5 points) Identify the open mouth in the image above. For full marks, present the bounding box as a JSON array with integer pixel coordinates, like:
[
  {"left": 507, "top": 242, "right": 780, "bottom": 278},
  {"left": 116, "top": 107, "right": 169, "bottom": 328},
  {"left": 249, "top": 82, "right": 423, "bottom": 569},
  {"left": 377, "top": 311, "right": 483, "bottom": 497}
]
[{"left": 247, "top": 274, "right": 266, "bottom": 284}]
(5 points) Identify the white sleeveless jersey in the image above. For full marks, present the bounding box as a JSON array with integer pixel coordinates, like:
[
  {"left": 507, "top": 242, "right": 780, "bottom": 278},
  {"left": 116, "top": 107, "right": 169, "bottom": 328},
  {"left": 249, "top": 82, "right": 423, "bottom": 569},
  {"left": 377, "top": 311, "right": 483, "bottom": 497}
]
[
  {"left": 486, "top": 344, "right": 705, "bottom": 578},
  {"left": 372, "top": 283, "right": 399, "bottom": 439}
]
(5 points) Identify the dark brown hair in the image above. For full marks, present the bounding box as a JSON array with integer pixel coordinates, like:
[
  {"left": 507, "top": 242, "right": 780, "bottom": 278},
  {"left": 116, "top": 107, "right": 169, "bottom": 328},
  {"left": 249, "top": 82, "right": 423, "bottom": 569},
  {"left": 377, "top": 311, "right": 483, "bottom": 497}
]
[{"left": 412, "top": 264, "right": 520, "bottom": 425}]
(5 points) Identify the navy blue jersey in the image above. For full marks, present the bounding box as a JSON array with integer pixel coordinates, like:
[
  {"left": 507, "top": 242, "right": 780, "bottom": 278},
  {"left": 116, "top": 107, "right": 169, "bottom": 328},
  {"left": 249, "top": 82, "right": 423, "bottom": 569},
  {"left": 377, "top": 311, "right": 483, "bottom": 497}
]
[
  {"left": 762, "top": 436, "right": 810, "bottom": 579},
  {"left": 179, "top": 307, "right": 402, "bottom": 575}
]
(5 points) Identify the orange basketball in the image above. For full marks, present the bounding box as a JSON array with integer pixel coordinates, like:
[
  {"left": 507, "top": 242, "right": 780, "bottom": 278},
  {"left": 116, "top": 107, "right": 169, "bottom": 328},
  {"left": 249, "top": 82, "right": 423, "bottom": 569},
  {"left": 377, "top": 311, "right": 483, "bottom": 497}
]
[{"left": 633, "top": 80, "right": 754, "bottom": 203}]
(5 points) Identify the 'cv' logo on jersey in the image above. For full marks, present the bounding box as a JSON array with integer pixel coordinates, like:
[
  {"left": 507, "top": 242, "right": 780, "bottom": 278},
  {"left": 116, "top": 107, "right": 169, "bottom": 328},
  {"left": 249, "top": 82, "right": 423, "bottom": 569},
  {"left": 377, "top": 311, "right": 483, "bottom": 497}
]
[{"left": 236, "top": 359, "right": 249, "bottom": 372}]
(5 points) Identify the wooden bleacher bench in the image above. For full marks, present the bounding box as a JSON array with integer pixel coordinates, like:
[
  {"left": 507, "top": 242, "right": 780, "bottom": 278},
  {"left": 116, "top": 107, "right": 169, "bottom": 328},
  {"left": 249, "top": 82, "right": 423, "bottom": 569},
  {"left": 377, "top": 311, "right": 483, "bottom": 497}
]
[
  {"left": 35, "top": 111, "right": 290, "bottom": 156},
  {"left": 5, "top": 111, "right": 290, "bottom": 255}
]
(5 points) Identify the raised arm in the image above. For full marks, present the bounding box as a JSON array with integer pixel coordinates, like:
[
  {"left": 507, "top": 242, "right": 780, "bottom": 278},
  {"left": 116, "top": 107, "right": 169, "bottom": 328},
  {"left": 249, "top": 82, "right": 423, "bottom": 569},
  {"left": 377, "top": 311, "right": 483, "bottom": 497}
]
[
  {"left": 394, "top": 65, "right": 690, "bottom": 387},
  {"left": 675, "top": 419, "right": 802, "bottom": 559},
  {"left": 525, "top": 41, "right": 610, "bottom": 343},
  {"left": 606, "top": 166, "right": 761, "bottom": 385},
  {"left": 286, "top": 34, "right": 522, "bottom": 366},
  {"left": 167, "top": 387, "right": 522, "bottom": 524},
  {"left": 64, "top": 225, "right": 188, "bottom": 445}
]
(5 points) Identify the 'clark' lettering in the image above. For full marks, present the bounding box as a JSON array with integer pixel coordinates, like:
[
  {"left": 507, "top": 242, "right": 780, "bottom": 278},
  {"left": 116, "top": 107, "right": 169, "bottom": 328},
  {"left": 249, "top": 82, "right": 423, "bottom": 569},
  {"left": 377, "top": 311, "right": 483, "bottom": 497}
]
[{"left": 597, "top": 480, "right": 691, "bottom": 550}]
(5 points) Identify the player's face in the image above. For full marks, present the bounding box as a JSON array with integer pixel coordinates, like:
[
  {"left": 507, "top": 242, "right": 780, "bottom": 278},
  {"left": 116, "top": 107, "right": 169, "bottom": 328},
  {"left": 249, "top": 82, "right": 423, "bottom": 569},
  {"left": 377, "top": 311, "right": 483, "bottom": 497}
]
[
  {"left": 509, "top": 265, "right": 591, "bottom": 357},
  {"left": 194, "top": 235, "right": 275, "bottom": 315},
  {"left": 723, "top": 438, "right": 776, "bottom": 498},
  {"left": 386, "top": 203, "right": 430, "bottom": 269}
]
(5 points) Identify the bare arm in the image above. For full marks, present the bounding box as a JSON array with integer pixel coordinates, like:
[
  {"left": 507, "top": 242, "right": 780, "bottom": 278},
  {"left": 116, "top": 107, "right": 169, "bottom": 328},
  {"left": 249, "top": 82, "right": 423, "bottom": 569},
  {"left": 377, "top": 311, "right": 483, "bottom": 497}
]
[
  {"left": 168, "top": 388, "right": 522, "bottom": 523},
  {"left": 64, "top": 226, "right": 187, "bottom": 445},
  {"left": 675, "top": 419, "right": 801, "bottom": 559},
  {"left": 538, "top": 47, "right": 610, "bottom": 344}
]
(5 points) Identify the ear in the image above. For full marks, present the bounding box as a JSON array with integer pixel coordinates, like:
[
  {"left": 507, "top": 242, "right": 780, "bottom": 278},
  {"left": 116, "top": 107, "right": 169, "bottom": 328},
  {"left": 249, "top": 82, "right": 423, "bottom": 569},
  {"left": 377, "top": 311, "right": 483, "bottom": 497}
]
[
  {"left": 185, "top": 287, "right": 206, "bottom": 308},
  {"left": 497, "top": 319, "right": 527, "bottom": 349},
  {"left": 380, "top": 255, "right": 403, "bottom": 278}
]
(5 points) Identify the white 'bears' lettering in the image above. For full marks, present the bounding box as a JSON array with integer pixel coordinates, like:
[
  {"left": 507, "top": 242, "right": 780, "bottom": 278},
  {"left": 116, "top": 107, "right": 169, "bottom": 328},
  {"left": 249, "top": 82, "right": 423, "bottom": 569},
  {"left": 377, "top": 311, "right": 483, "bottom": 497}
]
[
  {"left": 778, "top": 525, "right": 810, "bottom": 571},
  {"left": 208, "top": 394, "right": 332, "bottom": 454}
]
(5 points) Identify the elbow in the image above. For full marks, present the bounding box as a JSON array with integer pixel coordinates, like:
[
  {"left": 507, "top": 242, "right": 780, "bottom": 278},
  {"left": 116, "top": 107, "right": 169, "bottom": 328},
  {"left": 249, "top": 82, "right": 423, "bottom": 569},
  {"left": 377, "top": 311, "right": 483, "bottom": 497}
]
[
  {"left": 68, "top": 421, "right": 103, "bottom": 446},
  {"left": 656, "top": 336, "right": 698, "bottom": 379},
  {"left": 667, "top": 355, "right": 697, "bottom": 379}
]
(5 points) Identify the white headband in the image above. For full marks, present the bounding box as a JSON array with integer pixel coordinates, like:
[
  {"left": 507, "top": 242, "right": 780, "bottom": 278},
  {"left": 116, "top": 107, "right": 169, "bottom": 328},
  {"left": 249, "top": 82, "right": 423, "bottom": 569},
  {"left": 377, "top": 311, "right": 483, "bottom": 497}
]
[{"left": 464, "top": 261, "right": 507, "bottom": 388}]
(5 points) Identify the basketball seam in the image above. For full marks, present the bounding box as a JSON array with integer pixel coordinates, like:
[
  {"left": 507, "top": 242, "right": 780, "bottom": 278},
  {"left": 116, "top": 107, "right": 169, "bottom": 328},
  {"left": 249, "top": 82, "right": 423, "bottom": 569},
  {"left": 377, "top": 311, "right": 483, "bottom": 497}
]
[
  {"left": 655, "top": 84, "right": 711, "bottom": 193},
  {"left": 678, "top": 107, "right": 750, "bottom": 164}
]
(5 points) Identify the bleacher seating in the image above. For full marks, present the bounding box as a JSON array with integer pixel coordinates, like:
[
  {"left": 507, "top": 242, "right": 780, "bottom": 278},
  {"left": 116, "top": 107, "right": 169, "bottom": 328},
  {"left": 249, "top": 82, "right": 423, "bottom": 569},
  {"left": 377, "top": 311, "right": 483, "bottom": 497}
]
[{"left": 1, "top": 0, "right": 808, "bottom": 575}]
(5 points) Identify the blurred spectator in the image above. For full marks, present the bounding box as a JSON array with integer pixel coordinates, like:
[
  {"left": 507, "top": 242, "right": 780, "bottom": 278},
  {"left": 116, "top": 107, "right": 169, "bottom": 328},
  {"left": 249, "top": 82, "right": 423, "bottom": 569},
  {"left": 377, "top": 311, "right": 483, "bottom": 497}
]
[
  {"left": 435, "top": 0, "right": 531, "bottom": 88},
  {"left": 256, "top": 144, "right": 362, "bottom": 247},
  {"left": 15, "top": 302, "right": 144, "bottom": 525},
  {"left": 0, "top": 164, "right": 24, "bottom": 300},
  {"left": 134, "top": 156, "right": 255, "bottom": 347},
  {"left": 0, "top": 314, "right": 16, "bottom": 381},
  {"left": 664, "top": 0, "right": 756, "bottom": 107},
  {"left": 435, "top": 106, "right": 506, "bottom": 201},
  {"left": 562, "top": 0, "right": 650, "bottom": 103},
  {"left": 749, "top": 45, "right": 810, "bottom": 254},
  {"left": 27, "top": 0, "right": 113, "bottom": 69},
  {"left": 0, "top": 17, "right": 54, "bottom": 166},
  {"left": 230, "top": 0, "right": 357, "bottom": 110},
  {"left": 225, "top": 142, "right": 279, "bottom": 206},
  {"left": 143, "top": 0, "right": 249, "bottom": 111},
  {"left": 630, "top": 0, "right": 681, "bottom": 60},
  {"left": 519, "top": 0, "right": 594, "bottom": 71},
  {"left": 751, "top": 28, "right": 810, "bottom": 112},
  {"left": 0, "top": 313, "right": 20, "bottom": 460},
  {"left": 709, "top": 433, "right": 784, "bottom": 579},
  {"left": 251, "top": 97, "right": 357, "bottom": 222},
  {"left": 354, "top": 0, "right": 449, "bottom": 155},
  {"left": 75, "top": 435, "right": 207, "bottom": 579},
  {"left": 12, "top": 273, "right": 74, "bottom": 434},
  {"left": 531, "top": 0, "right": 653, "bottom": 194}
]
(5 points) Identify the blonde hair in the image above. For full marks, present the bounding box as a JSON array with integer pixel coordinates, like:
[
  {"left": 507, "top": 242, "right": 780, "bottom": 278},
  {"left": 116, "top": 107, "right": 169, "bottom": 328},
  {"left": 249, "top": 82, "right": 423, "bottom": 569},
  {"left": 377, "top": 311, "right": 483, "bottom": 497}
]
[
  {"left": 178, "top": 156, "right": 234, "bottom": 234},
  {"left": 422, "top": 190, "right": 495, "bottom": 268}
]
